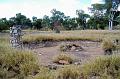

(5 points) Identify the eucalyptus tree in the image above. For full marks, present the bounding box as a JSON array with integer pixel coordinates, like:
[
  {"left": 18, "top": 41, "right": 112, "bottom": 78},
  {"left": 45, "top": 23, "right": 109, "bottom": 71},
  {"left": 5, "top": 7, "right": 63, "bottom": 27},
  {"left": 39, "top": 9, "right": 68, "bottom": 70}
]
[
  {"left": 50, "top": 9, "right": 65, "bottom": 33},
  {"left": 76, "top": 10, "right": 90, "bottom": 29},
  {"left": 0, "top": 18, "right": 9, "bottom": 31},
  {"left": 88, "top": 3, "right": 108, "bottom": 29},
  {"left": 107, "top": 0, "right": 120, "bottom": 30},
  {"left": 42, "top": 15, "right": 51, "bottom": 29},
  {"left": 100, "top": 0, "right": 120, "bottom": 30}
]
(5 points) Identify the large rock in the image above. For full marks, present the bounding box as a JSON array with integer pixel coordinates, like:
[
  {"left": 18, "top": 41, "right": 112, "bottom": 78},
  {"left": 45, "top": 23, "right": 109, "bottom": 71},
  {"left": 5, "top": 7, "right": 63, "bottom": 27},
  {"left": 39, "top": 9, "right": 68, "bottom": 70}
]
[{"left": 58, "top": 60, "right": 69, "bottom": 65}]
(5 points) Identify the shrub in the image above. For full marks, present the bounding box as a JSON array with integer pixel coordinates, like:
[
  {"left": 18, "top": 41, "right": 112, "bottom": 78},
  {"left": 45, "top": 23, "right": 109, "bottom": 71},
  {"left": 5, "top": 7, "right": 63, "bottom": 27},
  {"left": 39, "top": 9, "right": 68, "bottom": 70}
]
[
  {"left": 101, "top": 38, "right": 115, "bottom": 55},
  {"left": 59, "top": 43, "right": 68, "bottom": 52},
  {"left": 53, "top": 53, "right": 74, "bottom": 64},
  {"left": 56, "top": 65, "right": 83, "bottom": 79},
  {"left": 83, "top": 55, "right": 120, "bottom": 79}
]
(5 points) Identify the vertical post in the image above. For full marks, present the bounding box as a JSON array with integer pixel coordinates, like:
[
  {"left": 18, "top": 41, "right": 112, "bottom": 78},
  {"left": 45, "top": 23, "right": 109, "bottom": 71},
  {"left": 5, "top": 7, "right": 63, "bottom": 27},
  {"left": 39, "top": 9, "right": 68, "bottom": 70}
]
[
  {"left": 109, "top": 11, "right": 115, "bottom": 30},
  {"left": 109, "top": 20, "right": 111, "bottom": 30},
  {"left": 111, "top": 20, "right": 113, "bottom": 30},
  {"left": 10, "top": 25, "right": 23, "bottom": 49}
]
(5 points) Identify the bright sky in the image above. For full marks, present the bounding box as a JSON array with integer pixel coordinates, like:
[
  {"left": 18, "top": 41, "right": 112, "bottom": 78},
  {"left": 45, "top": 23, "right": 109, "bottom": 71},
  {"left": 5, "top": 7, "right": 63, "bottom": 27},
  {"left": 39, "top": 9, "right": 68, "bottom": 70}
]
[{"left": 0, "top": 0, "right": 104, "bottom": 19}]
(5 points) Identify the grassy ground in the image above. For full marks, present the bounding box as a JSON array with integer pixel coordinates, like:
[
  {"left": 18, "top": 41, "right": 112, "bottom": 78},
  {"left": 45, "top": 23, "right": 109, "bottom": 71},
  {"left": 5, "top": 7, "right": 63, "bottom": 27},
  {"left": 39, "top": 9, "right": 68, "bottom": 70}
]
[
  {"left": 1, "top": 30, "right": 120, "bottom": 79},
  {"left": 0, "top": 33, "right": 39, "bottom": 79},
  {"left": 23, "top": 30, "right": 120, "bottom": 43}
]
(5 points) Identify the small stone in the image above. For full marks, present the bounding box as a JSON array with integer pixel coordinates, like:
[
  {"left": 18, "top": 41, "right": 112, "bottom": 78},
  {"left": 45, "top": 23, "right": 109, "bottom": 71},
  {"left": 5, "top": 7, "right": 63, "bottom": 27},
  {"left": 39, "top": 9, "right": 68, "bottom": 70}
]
[
  {"left": 74, "top": 62, "right": 81, "bottom": 65},
  {"left": 75, "top": 50, "right": 79, "bottom": 52},
  {"left": 39, "top": 53, "right": 42, "bottom": 55},
  {"left": 71, "top": 46, "right": 76, "bottom": 51}
]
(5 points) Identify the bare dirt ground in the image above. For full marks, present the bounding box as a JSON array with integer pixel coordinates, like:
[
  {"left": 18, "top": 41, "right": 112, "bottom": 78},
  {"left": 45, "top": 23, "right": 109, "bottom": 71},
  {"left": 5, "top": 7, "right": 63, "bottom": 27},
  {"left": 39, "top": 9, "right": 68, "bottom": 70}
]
[{"left": 31, "top": 41, "right": 104, "bottom": 66}]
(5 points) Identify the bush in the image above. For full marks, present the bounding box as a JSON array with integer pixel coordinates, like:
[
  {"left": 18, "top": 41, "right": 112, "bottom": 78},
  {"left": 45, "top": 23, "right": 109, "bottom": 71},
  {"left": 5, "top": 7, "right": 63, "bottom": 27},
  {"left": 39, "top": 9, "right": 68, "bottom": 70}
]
[
  {"left": 56, "top": 65, "right": 83, "bottom": 79},
  {"left": 53, "top": 53, "right": 74, "bottom": 64},
  {"left": 101, "top": 38, "right": 115, "bottom": 55},
  {"left": 83, "top": 55, "right": 120, "bottom": 79},
  {"left": 59, "top": 43, "right": 68, "bottom": 52}
]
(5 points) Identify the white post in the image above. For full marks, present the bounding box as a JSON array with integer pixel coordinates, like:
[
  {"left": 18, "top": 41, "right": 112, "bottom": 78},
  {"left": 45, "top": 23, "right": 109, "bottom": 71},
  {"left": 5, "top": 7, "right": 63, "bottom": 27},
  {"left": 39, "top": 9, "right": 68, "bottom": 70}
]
[
  {"left": 109, "top": 20, "right": 111, "bottom": 30},
  {"left": 111, "top": 20, "right": 113, "bottom": 30}
]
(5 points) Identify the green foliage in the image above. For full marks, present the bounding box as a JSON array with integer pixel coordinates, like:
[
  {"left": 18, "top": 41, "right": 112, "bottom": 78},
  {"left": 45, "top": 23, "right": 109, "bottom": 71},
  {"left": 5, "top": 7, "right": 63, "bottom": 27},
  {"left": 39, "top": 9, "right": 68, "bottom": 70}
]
[
  {"left": 116, "top": 15, "right": 120, "bottom": 21},
  {"left": 83, "top": 55, "right": 120, "bottom": 79},
  {"left": 42, "top": 15, "right": 51, "bottom": 28},
  {"left": 88, "top": 3, "right": 108, "bottom": 30},
  {"left": 0, "top": 18, "right": 9, "bottom": 31},
  {"left": 76, "top": 10, "right": 90, "bottom": 29},
  {"left": 33, "top": 19, "right": 42, "bottom": 30},
  {"left": 50, "top": 9, "right": 65, "bottom": 22},
  {"left": 15, "top": 13, "right": 32, "bottom": 26}
]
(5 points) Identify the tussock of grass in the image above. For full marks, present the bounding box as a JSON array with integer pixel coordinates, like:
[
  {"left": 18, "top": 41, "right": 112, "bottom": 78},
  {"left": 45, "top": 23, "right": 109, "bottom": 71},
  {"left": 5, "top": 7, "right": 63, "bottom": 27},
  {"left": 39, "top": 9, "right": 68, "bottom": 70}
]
[
  {"left": 101, "top": 38, "right": 115, "bottom": 50},
  {"left": 32, "top": 67, "right": 54, "bottom": 79},
  {"left": 83, "top": 55, "right": 120, "bottom": 79},
  {"left": 0, "top": 47, "right": 39, "bottom": 78},
  {"left": 0, "top": 36, "right": 39, "bottom": 79},
  {"left": 56, "top": 65, "right": 82, "bottom": 79},
  {"left": 30, "top": 65, "right": 82, "bottom": 79}
]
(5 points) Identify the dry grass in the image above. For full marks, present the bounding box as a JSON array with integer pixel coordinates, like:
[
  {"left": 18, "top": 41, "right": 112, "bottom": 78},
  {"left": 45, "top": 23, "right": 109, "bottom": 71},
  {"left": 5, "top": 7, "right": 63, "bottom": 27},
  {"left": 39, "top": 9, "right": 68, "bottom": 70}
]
[
  {"left": 22, "top": 30, "right": 120, "bottom": 43},
  {"left": 55, "top": 65, "right": 81, "bottom": 79},
  {"left": 32, "top": 67, "right": 54, "bottom": 79},
  {"left": 1, "top": 30, "right": 120, "bottom": 79},
  {"left": 53, "top": 53, "right": 74, "bottom": 64},
  {"left": 83, "top": 55, "right": 120, "bottom": 79},
  {"left": 0, "top": 33, "right": 39, "bottom": 79},
  {"left": 101, "top": 38, "right": 115, "bottom": 50}
]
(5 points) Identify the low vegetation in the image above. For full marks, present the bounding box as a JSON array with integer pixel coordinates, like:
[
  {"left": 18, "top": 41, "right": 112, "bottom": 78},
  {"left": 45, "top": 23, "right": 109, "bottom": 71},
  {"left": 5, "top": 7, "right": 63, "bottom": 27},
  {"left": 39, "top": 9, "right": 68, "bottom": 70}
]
[
  {"left": 30, "top": 55, "right": 120, "bottom": 79},
  {"left": 101, "top": 38, "right": 120, "bottom": 55},
  {"left": 0, "top": 48, "right": 39, "bottom": 79},
  {"left": 56, "top": 65, "right": 82, "bottom": 79},
  {"left": 31, "top": 67, "right": 54, "bottom": 79},
  {"left": 0, "top": 36, "right": 39, "bottom": 79},
  {"left": 23, "top": 30, "right": 120, "bottom": 43},
  {"left": 83, "top": 55, "right": 120, "bottom": 79},
  {"left": 1, "top": 30, "right": 120, "bottom": 79},
  {"left": 101, "top": 38, "right": 116, "bottom": 55}
]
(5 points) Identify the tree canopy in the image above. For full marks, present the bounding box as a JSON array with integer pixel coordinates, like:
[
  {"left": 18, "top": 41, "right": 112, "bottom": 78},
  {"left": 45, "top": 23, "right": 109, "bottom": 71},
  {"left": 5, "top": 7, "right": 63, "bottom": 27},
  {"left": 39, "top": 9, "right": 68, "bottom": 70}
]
[{"left": 0, "top": 1, "right": 120, "bottom": 31}]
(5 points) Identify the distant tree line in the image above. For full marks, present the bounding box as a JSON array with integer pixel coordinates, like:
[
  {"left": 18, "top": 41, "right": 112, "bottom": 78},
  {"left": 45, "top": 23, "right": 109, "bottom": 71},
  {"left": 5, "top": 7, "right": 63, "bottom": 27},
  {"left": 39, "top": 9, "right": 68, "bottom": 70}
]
[{"left": 0, "top": 0, "right": 120, "bottom": 31}]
